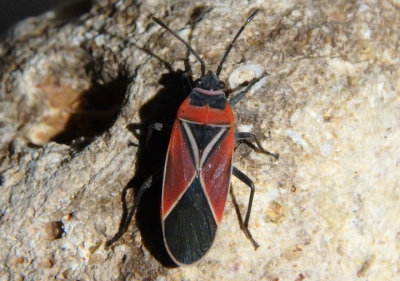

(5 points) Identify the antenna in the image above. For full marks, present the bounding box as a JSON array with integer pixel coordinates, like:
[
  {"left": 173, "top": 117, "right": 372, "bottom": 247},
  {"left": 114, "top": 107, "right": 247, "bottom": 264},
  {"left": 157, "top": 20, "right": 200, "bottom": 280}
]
[
  {"left": 152, "top": 17, "right": 206, "bottom": 75},
  {"left": 216, "top": 9, "right": 259, "bottom": 76}
]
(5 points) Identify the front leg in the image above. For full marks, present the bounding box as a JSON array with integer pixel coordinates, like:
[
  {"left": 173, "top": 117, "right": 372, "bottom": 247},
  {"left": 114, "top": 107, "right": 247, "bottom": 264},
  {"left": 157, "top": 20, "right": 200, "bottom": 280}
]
[{"left": 228, "top": 78, "right": 260, "bottom": 107}]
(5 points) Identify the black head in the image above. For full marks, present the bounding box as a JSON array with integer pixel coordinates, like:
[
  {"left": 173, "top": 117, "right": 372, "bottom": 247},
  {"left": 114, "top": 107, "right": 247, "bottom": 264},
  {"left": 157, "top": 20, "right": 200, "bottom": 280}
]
[{"left": 194, "top": 71, "right": 225, "bottom": 91}]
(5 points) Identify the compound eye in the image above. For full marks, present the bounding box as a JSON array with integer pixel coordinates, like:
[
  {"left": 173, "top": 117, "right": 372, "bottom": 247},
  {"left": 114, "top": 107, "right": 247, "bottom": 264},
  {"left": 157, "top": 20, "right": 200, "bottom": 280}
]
[
  {"left": 194, "top": 79, "right": 202, "bottom": 86},
  {"left": 218, "top": 81, "right": 225, "bottom": 89}
]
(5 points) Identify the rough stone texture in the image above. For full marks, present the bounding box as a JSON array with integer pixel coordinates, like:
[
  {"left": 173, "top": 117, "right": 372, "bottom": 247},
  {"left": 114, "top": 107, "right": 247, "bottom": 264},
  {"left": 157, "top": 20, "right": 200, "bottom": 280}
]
[{"left": 1, "top": 0, "right": 399, "bottom": 280}]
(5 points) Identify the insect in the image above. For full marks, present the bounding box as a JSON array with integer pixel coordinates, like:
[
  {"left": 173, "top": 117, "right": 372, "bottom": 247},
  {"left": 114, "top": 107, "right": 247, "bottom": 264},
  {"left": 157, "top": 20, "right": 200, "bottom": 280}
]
[{"left": 107, "top": 9, "right": 278, "bottom": 266}]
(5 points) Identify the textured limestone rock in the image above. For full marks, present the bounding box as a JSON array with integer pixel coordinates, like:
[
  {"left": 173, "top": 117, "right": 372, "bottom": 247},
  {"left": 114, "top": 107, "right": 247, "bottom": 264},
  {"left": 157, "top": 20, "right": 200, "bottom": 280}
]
[{"left": 1, "top": 0, "right": 399, "bottom": 280}]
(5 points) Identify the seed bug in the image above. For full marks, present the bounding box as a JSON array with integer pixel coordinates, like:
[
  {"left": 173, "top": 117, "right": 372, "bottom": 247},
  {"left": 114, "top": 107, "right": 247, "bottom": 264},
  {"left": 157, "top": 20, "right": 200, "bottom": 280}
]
[{"left": 107, "top": 9, "right": 279, "bottom": 266}]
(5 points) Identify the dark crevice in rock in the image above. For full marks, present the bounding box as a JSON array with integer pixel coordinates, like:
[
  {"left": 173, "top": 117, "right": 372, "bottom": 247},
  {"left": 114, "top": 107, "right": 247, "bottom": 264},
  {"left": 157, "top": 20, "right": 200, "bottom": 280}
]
[{"left": 51, "top": 72, "right": 130, "bottom": 147}]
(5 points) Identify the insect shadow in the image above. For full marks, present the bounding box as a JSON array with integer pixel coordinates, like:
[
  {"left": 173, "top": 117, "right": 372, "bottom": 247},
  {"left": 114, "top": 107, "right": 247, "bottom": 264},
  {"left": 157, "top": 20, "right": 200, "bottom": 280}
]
[{"left": 125, "top": 69, "right": 189, "bottom": 267}]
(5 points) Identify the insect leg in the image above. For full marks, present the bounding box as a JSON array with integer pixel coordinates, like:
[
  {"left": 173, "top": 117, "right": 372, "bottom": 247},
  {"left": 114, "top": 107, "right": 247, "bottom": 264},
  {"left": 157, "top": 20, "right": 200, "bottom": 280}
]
[
  {"left": 235, "top": 132, "right": 279, "bottom": 159},
  {"left": 232, "top": 166, "right": 259, "bottom": 249},
  {"left": 228, "top": 78, "right": 260, "bottom": 107},
  {"left": 106, "top": 172, "right": 157, "bottom": 246}
]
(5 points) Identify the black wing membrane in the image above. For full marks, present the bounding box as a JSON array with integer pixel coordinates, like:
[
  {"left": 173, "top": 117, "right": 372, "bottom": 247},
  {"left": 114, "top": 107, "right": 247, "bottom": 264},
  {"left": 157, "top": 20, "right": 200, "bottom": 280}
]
[{"left": 164, "top": 176, "right": 217, "bottom": 265}]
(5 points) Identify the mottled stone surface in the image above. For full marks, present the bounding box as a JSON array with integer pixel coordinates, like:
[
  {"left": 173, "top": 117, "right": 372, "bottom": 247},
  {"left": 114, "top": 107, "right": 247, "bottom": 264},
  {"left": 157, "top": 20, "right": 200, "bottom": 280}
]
[{"left": 1, "top": 0, "right": 399, "bottom": 280}]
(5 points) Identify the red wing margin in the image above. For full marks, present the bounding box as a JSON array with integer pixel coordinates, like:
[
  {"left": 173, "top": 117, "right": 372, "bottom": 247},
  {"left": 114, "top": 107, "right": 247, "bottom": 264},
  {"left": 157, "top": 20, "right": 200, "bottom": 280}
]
[
  {"left": 162, "top": 120, "right": 196, "bottom": 218},
  {"left": 200, "top": 126, "right": 234, "bottom": 223}
]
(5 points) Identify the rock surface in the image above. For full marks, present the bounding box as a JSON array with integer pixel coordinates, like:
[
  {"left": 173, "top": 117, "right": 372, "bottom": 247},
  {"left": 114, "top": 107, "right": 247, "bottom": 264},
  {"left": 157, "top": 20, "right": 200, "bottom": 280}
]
[{"left": 1, "top": 0, "right": 399, "bottom": 280}]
